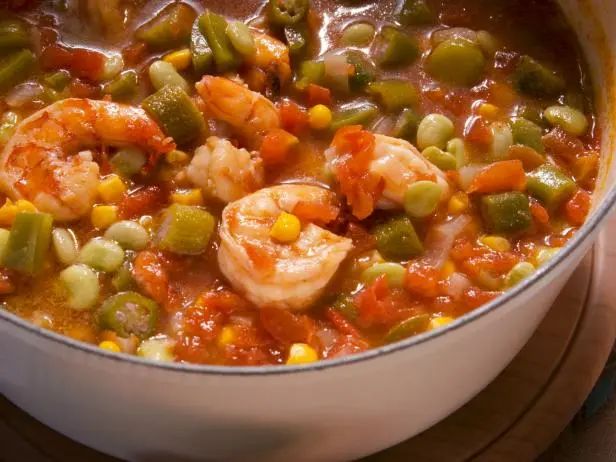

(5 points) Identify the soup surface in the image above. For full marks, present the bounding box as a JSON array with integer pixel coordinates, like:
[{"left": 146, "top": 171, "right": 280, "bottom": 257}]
[{"left": 0, "top": 0, "right": 599, "bottom": 365}]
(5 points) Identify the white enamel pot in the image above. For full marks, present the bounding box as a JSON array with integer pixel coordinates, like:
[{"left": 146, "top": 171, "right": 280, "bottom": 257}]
[{"left": 2, "top": 1, "right": 616, "bottom": 461}]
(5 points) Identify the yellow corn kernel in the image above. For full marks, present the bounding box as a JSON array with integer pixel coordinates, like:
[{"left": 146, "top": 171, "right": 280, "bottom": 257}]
[
  {"left": 171, "top": 189, "right": 204, "bottom": 206},
  {"left": 91, "top": 205, "right": 118, "bottom": 229},
  {"left": 15, "top": 199, "right": 37, "bottom": 213},
  {"left": 448, "top": 192, "right": 469, "bottom": 214},
  {"left": 429, "top": 316, "right": 455, "bottom": 330},
  {"left": 218, "top": 326, "right": 236, "bottom": 347},
  {"left": 163, "top": 48, "right": 192, "bottom": 71},
  {"left": 165, "top": 149, "right": 190, "bottom": 165},
  {"left": 97, "top": 174, "right": 127, "bottom": 203},
  {"left": 441, "top": 260, "right": 456, "bottom": 278},
  {"left": 0, "top": 199, "right": 17, "bottom": 226},
  {"left": 478, "top": 103, "right": 499, "bottom": 119},
  {"left": 480, "top": 235, "right": 511, "bottom": 252},
  {"left": 308, "top": 104, "right": 332, "bottom": 130},
  {"left": 286, "top": 343, "right": 318, "bottom": 365},
  {"left": 99, "top": 340, "right": 121, "bottom": 353},
  {"left": 270, "top": 211, "right": 301, "bottom": 243}
]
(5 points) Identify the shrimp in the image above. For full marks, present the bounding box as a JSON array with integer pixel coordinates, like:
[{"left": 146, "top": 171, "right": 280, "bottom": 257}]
[
  {"left": 195, "top": 76, "right": 280, "bottom": 148},
  {"left": 186, "top": 136, "right": 264, "bottom": 203},
  {"left": 218, "top": 184, "right": 353, "bottom": 311},
  {"left": 249, "top": 32, "right": 292, "bottom": 85},
  {"left": 0, "top": 98, "right": 173, "bottom": 221},
  {"left": 325, "top": 127, "right": 451, "bottom": 219}
]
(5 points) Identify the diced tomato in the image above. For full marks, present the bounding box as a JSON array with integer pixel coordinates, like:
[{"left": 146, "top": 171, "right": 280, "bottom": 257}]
[
  {"left": 355, "top": 276, "right": 408, "bottom": 328},
  {"left": 543, "top": 127, "right": 585, "bottom": 161},
  {"left": 331, "top": 125, "right": 382, "bottom": 219},
  {"left": 260, "top": 128, "right": 299, "bottom": 165},
  {"left": 530, "top": 199, "right": 550, "bottom": 226},
  {"left": 462, "top": 287, "right": 501, "bottom": 310},
  {"left": 0, "top": 269, "right": 14, "bottom": 295},
  {"left": 260, "top": 307, "right": 315, "bottom": 345},
  {"left": 325, "top": 307, "right": 362, "bottom": 338},
  {"left": 194, "top": 290, "right": 251, "bottom": 315},
  {"left": 305, "top": 84, "right": 332, "bottom": 106},
  {"left": 572, "top": 152, "right": 599, "bottom": 188},
  {"left": 292, "top": 200, "right": 339, "bottom": 224},
  {"left": 69, "top": 78, "right": 100, "bottom": 98},
  {"left": 41, "top": 44, "right": 105, "bottom": 81},
  {"left": 132, "top": 250, "right": 169, "bottom": 305},
  {"left": 405, "top": 262, "right": 440, "bottom": 299},
  {"left": 118, "top": 185, "right": 167, "bottom": 219},
  {"left": 450, "top": 239, "right": 519, "bottom": 278},
  {"left": 564, "top": 189, "right": 591, "bottom": 226},
  {"left": 345, "top": 222, "right": 376, "bottom": 255},
  {"left": 467, "top": 160, "right": 526, "bottom": 194},
  {"left": 279, "top": 100, "right": 309, "bottom": 135},
  {"left": 465, "top": 116, "right": 492, "bottom": 146},
  {"left": 507, "top": 145, "right": 545, "bottom": 171},
  {"left": 327, "top": 335, "right": 369, "bottom": 359}
]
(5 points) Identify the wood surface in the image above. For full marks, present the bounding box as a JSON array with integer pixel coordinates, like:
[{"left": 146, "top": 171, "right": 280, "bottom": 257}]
[{"left": 1, "top": 221, "right": 615, "bottom": 462}]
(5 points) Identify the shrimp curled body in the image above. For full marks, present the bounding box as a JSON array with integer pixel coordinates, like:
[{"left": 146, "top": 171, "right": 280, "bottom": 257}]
[
  {"left": 218, "top": 184, "right": 353, "bottom": 311},
  {"left": 0, "top": 98, "right": 173, "bottom": 221}
]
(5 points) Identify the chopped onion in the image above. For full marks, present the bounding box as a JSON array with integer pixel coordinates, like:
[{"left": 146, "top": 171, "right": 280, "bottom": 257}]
[
  {"left": 6, "top": 82, "right": 43, "bottom": 108},
  {"left": 422, "top": 215, "right": 472, "bottom": 268},
  {"left": 458, "top": 164, "right": 485, "bottom": 190},
  {"left": 324, "top": 53, "right": 350, "bottom": 93},
  {"left": 444, "top": 272, "right": 472, "bottom": 299}
]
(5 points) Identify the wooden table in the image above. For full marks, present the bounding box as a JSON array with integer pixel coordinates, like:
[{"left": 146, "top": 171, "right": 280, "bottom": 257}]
[{"left": 2, "top": 216, "right": 616, "bottom": 462}]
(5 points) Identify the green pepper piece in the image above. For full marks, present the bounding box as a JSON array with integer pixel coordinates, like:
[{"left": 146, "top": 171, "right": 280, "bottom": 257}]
[
  {"left": 110, "top": 147, "right": 146, "bottom": 177},
  {"left": 200, "top": 10, "right": 240, "bottom": 73},
  {"left": 392, "top": 108, "right": 421, "bottom": 143},
  {"left": 384, "top": 314, "right": 430, "bottom": 343},
  {"left": 427, "top": 38, "right": 485, "bottom": 86},
  {"left": 376, "top": 27, "right": 420, "bottom": 68},
  {"left": 190, "top": 17, "right": 214, "bottom": 77},
  {"left": 398, "top": 0, "right": 434, "bottom": 26},
  {"left": 284, "top": 25, "right": 308, "bottom": 57},
  {"left": 135, "top": 3, "right": 196, "bottom": 50},
  {"left": 42, "top": 70, "right": 71, "bottom": 91},
  {"left": 112, "top": 261, "right": 136, "bottom": 292},
  {"left": 227, "top": 21, "right": 257, "bottom": 57},
  {"left": 0, "top": 19, "right": 30, "bottom": 51},
  {"left": 510, "top": 117, "right": 544, "bottom": 154},
  {"left": 268, "top": 0, "right": 309, "bottom": 27},
  {"left": 102, "top": 70, "right": 139, "bottom": 101},
  {"left": 516, "top": 105, "right": 547, "bottom": 128},
  {"left": 142, "top": 85, "right": 206, "bottom": 146},
  {"left": 513, "top": 55, "right": 565, "bottom": 98},
  {"left": 345, "top": 50, "right": 376, "bottom": 92},
  {"left": 526, "top": 164, "right": 576, "bottom": 209},
  {"left": 481, "top": 192, "right": 532, "bottom": 234},
  {"left": 367, "top": 80, "right": 418, "bottom": 112},
  {"left": 4, "top": 212, "right": 53, "bottom": 275},
  {"left": 98, "top": 291, "right": 158, "bottom": 339},
  {"left": 156, "top": 204, "right": 215, "bottom": 255},
  {"left": 0, "top": 49, "right": 35, "bottom": 92},
  {"left": 373, "top": 216, "right": 423, "bottom": 261},
  {"left": 330, "top": 103, "right": 378, "bottom": 131},
  {"left": 331, "top": 294, "right": 358, "bottom": 320},
  {"left": 295, "top": 59, "right": 325, "bottom": 90}
]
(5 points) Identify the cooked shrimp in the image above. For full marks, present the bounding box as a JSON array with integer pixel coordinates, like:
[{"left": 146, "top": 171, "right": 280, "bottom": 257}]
[
  {"left": 0, "top": 98, "right": 173, "bottom": 221},
  {"left": 249, "top": 32, "right": 292, "bottom": 85},
  {"left": 196, "top": 76, "right": 280, "bottom": 147},
  {"left": 186, "top": 136, "right": 264, "bottom": 203},
  {"left": 325, "top": 128, "right": 451, "bottom": 218},
  {"left": 218, "top": 184, "right": 353, "bottom": 311}
]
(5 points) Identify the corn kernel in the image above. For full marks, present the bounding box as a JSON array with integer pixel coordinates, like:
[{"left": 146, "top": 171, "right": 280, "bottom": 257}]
[
  {"left": 163, "top": 48, "right": 192, "bottom": 71},
  {"left": 97, "top": 174, "right": 127, "bottom": 203},
  {"left": 448, "top": 192, "right": 469, "bottom": 214},
  {"left": 165, "top": 149, "right": 190, "bottom": 165},
  {"left": 91, "top": 205, "right": 118, "bottom": 229},
  {"left": 218, "top": 326, "right": 236, "bottom": 347},
  {"left": 171, "top": 189, "right": 204, "bottom": 206},
  {"left": 441, "top": 260, "right": 456, "bottom": 278},
  {"left": 429, "top": 316, "right": 455, "bottom": 330},
  {"left": 308, "top": 104, "right": 332, "bottom": 130},
  {"left": 480, "top": 235, "right": 511, "bottom": 252},
  {"left": 286, "top": 343, "right": 318, "bottom": 365},
  {"left": 99, "top": 340, "right": 121, "bottom": 353},
  {"left": 270, "top": 211, "right": 301, "bottom": 243},
  {"left": 0, "top": 199, "right": 17, "bottom": 226},
  {"left": 15, "top": 199, "right": 37, "bottom": 213},
  {"left": 535, "top": 247, "right": 561, "bottom": 267},
  {"left": 478, "top": 103, "right": 499, "bottom": 119}
]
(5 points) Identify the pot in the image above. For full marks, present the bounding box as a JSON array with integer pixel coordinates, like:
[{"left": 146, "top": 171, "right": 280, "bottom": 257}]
[{"left": 1, "top": 1, "right": 616, "bottom": 461}]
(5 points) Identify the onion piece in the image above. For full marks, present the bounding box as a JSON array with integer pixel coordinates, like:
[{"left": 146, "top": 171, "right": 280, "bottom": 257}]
[
  {"left": 458, "top": 164, "right": 485, "bottom": 190},
  {"left": 5, "top": 82, "right": 43, "bottom": 108},
  {"left": 443, "top": 272, "right": 472, "bottom": 299},
  {"left": 323, "top": 53, "right": 350, "bottom": 93},
  {"left": 422, "top": 215, "right": 472, "bottom": 268}
]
